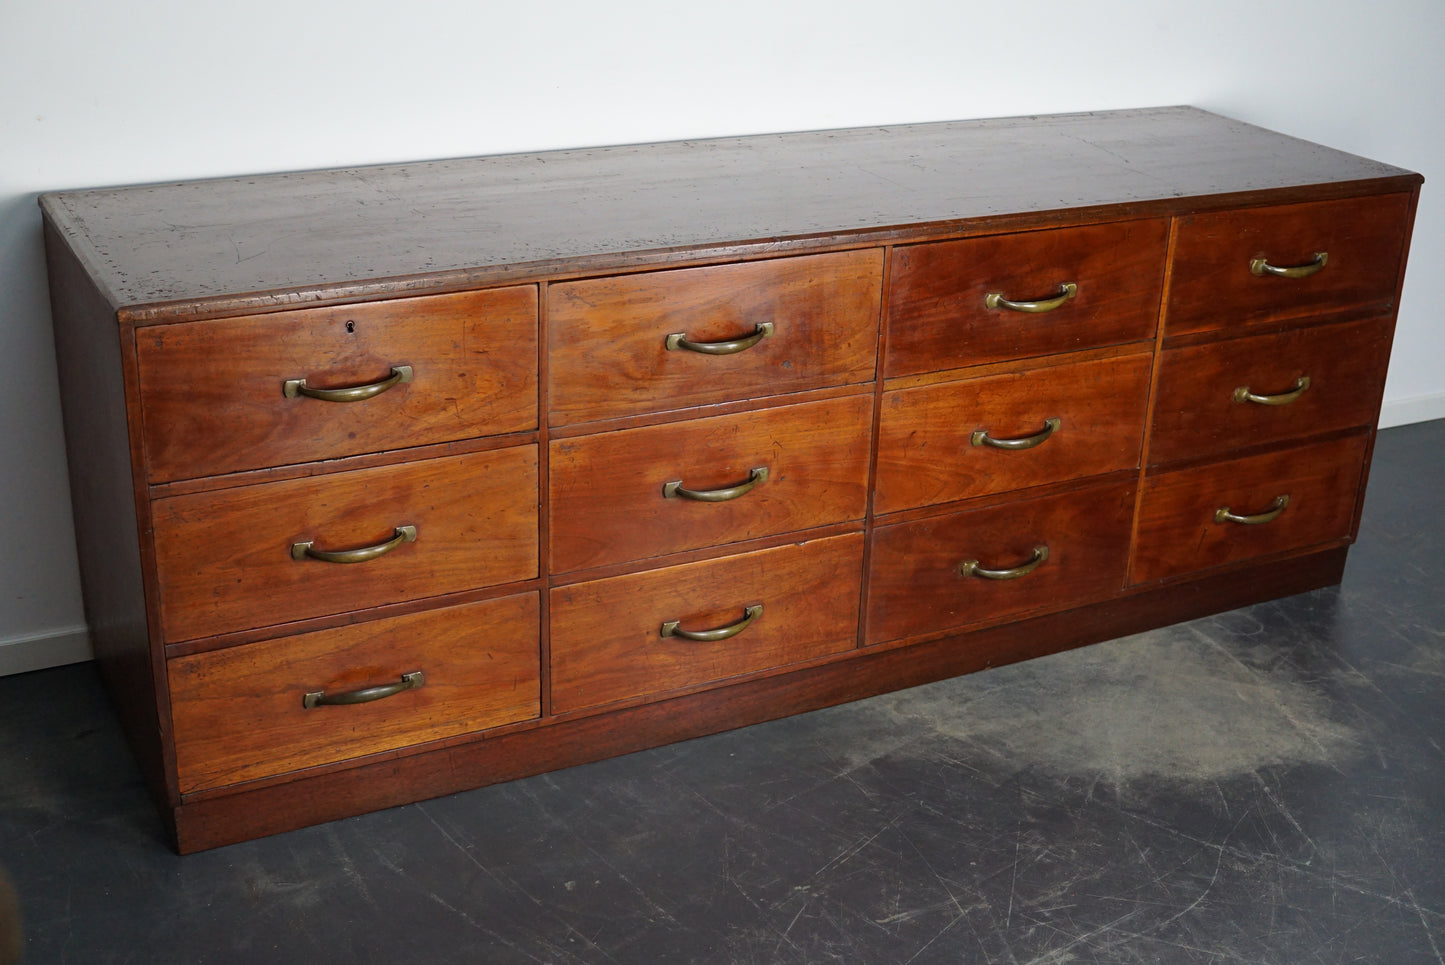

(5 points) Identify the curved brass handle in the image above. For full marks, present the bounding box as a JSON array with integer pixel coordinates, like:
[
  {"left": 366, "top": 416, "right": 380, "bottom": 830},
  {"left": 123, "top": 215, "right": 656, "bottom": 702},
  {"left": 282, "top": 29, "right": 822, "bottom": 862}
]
[
  {"left": 971, "top": 417, "right": 1062, "bottom": 450},
  {"left": 1250, "top": 252, "right": 1328, "bottom": 278},
  {"left": 303, "top": 670, "right": 424, "bottom": 709},
  {"left": 283, "top": 365, "right": 413, "bottom": 402},
  {"left": 958, "top": 545, "right": 1050, "bottom": 580},
  {"left": 665, "top": 322, "right": 774, "bottom": 355},
  {"left": 1233, "top": 376, "right": 1311, "bottom": 406},
  {"left": 661, "top": 604, "right": 763, "bottom": 642},
  {"left": 291, "top": 524, "right": 417, "bottom": 563},
  {"left": 1215, "top": 494, "right": 1290, "bottom": 525},
  {"left": 984, "top": 282, "right": 1077, "bottom": 313},
  {"left": 663, "top": 466, "right": 769, "bottom": 502}
]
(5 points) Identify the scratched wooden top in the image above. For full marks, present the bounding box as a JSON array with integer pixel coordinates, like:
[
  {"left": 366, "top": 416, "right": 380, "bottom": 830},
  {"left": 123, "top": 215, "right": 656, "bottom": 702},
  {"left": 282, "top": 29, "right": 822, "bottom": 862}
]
[{"left": 39, "top": 106, "right": 1418, "bottom": 322}]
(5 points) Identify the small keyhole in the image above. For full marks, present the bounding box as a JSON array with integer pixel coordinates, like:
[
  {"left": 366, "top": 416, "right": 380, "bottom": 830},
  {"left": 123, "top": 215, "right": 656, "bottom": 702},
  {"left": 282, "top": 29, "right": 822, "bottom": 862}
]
[{"left": 345, "top": 320, "right": 356, "bottom": 334}]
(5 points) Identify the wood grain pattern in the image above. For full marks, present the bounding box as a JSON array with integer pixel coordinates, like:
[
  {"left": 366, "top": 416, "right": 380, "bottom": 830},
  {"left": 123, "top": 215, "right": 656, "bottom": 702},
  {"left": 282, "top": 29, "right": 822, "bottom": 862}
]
[
  {"left": 550, "top": 395, "right": 872, "bottom": 573},
  {"left": 1148, "top": 317, "right": 1393, "bottom": 466},
  {"left": 875, "top": 352, "right": 1152, "bottom": 514},
  {"left": 547, "top": 250, "right": 882, "bottom": 425},
  {"left": 1131, "top": 434, "right": 1369, "bottom": 584},
  {"left": 170, "top": 593, "right": 540, "bottom": 793},
  {"left": 550, "top": 535, "right": 863, "bottom": 713},
  {"left": 152, "top": 447, "right": 538, "bottom": 641},
  {"left": 1165, "top": 194, "right": 1413, "bottom": 335},
  {"left": 866, "top": 481, "right": 1136, "bottom": 645},
  {"left": 886, "top": 218, "right": 1168, "bottom": 376},
  {"left": 136, "top": 287, "right": 537, "bottom": 483}
]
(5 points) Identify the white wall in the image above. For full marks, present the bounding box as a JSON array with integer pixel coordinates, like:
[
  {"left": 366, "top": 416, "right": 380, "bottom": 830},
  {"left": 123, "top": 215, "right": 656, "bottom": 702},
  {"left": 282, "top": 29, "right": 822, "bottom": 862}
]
[{"left": 2, "top": 0, "right": 1442, "bottom": 673}]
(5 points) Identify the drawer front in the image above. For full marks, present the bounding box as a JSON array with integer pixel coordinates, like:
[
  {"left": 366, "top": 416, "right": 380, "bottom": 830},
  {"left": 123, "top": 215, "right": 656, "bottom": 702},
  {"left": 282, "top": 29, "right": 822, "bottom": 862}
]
[
  {"left": 885, "top": 219, "right": 1167, "bottom": 377},
  {"left": 1131, "top": 435, "right": 1368, "bottom": 584},
  {"left": 136, "top": 287, "right": 538, "bottom": 483},
  {"left": 550, "top": 534, "right": 862, "bottom": 713},
  {"left": 170, "top": 593, "right": 540, "bottom": 793},
  {"left": 153, "top": 447, "right": 538, "bottom": 642},
  {"left": 1149, "top": 317, "right": 1393, "bottom": 466},
  {"left": 865, "top": 482, "right": 1134, "bottom": 645},
  {"left": 875, "top": 353, "right": 1151, "bottom": 514},
  {"left": 547, "top": 250, "right": 883, "bottom": 425},
  {"left": 1166, "top": 194, "right": 1412, "bottom": 336},
  {"left": 550, "top": 395, "right": 873, "bottom": 573}
]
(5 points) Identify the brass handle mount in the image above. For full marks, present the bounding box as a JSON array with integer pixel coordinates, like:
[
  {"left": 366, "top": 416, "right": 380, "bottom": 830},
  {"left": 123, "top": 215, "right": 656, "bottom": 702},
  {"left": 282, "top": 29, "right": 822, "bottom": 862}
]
[
  {"left": 303, "top": 671, "right": 424, "bottom": 709},
  {"left": 661, "top": 604, "right": 763, "bottom": 642},
  {"left": 1250, "top": 252, "right": 1328, "bottom": 278},
  {"left": 665, "top": 322, "right": 774, "bottom": 355},
  {"left": 958, "top": 545, "right": 1050, "bottom": 580},
  {"left": 984, "top": 282, "right": 1077, "bottom": 313},
  {"left": 283, "top": 365, "right": 413, "bottom": 402},
  {"left": 663, "top": 467, "right": 769, "bottom": 502},
  {"left": 1234, "top": 376, "right": 1311, "bottom": 406},
  {"left": 291, "top": 525, "right": 417, "bottom": 563},
  {"left": 972, "top": 418, "right": 1062, "bottom": 450},
  {"left": 1215, "top": 494, "right": 1290, "bottom": 526}
]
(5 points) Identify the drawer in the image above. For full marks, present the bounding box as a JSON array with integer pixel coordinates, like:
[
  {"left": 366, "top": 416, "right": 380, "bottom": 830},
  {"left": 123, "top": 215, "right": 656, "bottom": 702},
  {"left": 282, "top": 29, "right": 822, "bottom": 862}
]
[
  {"left": 885, "top": 219, "right": 1167, "bottom": 377},
  {"left": 865, "top": 482, "right": 1134, "bottom": 645},
  {"left": 136, "top": 287, "right": 538, "bottom": 483},
  {"left": 1166, "top": 193, "right": 1412, "bottom": 335},
  {"left": 169, "top": 593, "right": 540, "bottom": 793},
  {"left": 1149, "top": 317, "right": 1393, "bottom": 465},
  {"left": 875, "top": 353, "right": 1150, "bottom": 514},
  {"left": 550, "top": 394, "right": 872, "bottom": 573},
  {"left": 152, "top": 446, "right": 538, "bottom": 642},
  {"left": 1131, "top": 434, "right": 1368, "bottom": 584},
  {"left": 550, "top": 534, "right": 862, "bottom": 713},
  {"left": 547, "top": 250, "right": 883, "bottom": 424}
]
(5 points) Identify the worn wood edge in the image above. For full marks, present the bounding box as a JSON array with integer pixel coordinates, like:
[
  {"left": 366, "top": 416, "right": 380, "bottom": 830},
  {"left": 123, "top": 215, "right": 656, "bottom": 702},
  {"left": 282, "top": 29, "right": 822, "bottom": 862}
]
[
  {"left": 169, "top": 543, "right": 1349, "bottom": 853},
  {"left": 547, "top": 382, "right": 875, "bottom": 440}
]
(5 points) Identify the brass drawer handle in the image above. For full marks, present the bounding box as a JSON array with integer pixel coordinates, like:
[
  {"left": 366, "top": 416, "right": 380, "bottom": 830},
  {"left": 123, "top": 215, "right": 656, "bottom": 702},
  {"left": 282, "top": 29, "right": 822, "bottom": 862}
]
[
  {"left": 1215, "top": 494, "right": 1290, "bottom": 526},
  {"left": 971, "top": 417, "right": 1062, "bottom": 450},
  {"left": 1250, "top": 252, "right": 1328, "bottom": 278},
  {"left": 958, "top": 544, "right": 1050, "bottom": 580},
  {"left": 661, "top": 603, "right": 763, "bottom": 642},
  {"left": 290, "top": 524, "right": 417, "bottom": 563},
  {"left": 663, "top": 466, "right": 769, "bottom": 502},
  {"left": 665, "top": 322, "right": 774, "bottom": 355},
  {"left": 984, "top": 282, "right": 1077, "bottom": 313},
  {"left": 1233, "top": 376, "right": 1311, "bottom": 406},
  {"left": 283, "top": 365, "right": 413, "bottom": 402},
  {"left": 303, "top": 670, "right": 425, "bottom": 709}
]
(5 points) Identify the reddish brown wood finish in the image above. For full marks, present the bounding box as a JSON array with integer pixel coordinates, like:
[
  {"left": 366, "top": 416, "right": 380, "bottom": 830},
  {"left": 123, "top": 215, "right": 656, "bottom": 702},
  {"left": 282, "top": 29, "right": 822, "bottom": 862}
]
[
  {"left": 550, "top": 534, "right": 863, "bottom": 713},
  {"left": 1165, "top": 194, "right": 1413, "bottom": 335},
  {"left": 886, "top": 219, "right": 1168, "bottom": 376},
  {"left": 135, "top": 287, "right": 538, "bottom": 483},
  {"left": 151, "top": 447, "right": 538, "bottom": 641},
  {"left": 1148, "top": 317, "right": 1393, "bottom": 466},
  {"left": 548, "top": 251, "right": 883, "bottom": 425},
  {"left": 549, "top": 394, "right": 872, "bottom": 573},
  {"left": 874, "top": 352, "right": 1152, "bottom": 514},
  {"left": 169, "top": 593, "right": 541, "bottom": 792},
  {"left": 1131, "top": 434, "right": 1369, "bottom": 584}
]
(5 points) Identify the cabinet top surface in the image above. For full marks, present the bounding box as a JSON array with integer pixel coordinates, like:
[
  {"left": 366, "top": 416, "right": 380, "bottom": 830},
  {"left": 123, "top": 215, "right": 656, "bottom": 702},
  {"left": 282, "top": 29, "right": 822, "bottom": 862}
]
[{"left": 41, "top": 106, "right": 1418, "bottom": 319}]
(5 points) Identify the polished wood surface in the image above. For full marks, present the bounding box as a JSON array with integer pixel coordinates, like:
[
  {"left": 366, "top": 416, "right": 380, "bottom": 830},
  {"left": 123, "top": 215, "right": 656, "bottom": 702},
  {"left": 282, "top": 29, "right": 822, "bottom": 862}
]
[
  {"left": 152, "top": 447, "right": 538, "bottom": 641},
  {"left": 550, "top": 535, "right": 862, "bottom": 713},
  {"left": 1165, "top": 194, "right": 1413, "bottom": 335},
  {"left": 875, "top": 352, "right": 1152, "bottom": 513},
  {"left": 136, "top": 287, "right": 538, "bottom": 482},
  {"left": 886, "top": 219, "right": 1167, "bottom": 375},
  {"left": 547, "top": 251, "right": 881, "bottom": 425},
  {"left": 169, "top": 594, "right": 540, "bottom": 792}
]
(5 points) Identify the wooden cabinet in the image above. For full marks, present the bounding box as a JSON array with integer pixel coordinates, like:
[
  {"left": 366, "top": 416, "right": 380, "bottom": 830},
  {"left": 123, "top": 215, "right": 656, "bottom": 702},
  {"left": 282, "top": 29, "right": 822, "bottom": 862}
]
[{"left": 40, "top": 107, "right": 1421, "bottom": 852}]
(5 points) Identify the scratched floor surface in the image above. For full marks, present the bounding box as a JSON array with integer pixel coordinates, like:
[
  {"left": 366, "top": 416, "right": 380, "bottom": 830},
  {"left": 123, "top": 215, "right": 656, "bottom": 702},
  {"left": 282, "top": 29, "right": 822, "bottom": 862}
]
[{"left": 3, "top": 420, "right": 1443, "bottom": 964}]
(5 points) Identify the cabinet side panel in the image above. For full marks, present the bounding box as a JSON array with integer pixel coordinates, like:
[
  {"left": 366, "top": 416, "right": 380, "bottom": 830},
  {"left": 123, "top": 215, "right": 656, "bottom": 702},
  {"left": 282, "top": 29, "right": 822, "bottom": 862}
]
[{"left": 43, "top": 217, "right": 173, "bottom": 813}]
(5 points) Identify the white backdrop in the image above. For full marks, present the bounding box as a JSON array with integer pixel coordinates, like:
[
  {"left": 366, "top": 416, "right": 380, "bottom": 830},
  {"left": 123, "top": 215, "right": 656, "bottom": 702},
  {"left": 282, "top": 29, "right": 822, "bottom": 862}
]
[{"left": 2, "top": 0, "right": 1441, "bottom": 672}]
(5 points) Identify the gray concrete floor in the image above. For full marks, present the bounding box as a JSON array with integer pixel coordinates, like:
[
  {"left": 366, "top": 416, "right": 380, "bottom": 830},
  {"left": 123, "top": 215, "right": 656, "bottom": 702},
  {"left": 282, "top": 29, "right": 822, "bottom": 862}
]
[{"left": 2, "top": 420, "right": 1443, "bottom": 964}]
